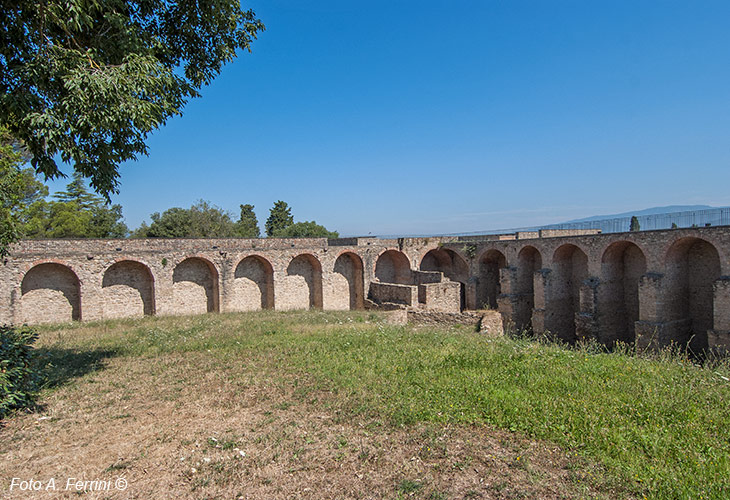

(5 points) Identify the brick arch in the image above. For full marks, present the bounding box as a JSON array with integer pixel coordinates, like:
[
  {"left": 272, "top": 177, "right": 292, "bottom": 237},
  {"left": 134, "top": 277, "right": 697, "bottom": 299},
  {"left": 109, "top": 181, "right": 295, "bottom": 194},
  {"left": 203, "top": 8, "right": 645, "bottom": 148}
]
[
  {"left": 172, "top": 257, "right": 220, "bottom": 314},
  {"left": 478, "top": 249, "right": 507, "bottom": 309},
  {"left": 515, "top": 246, "right": 543, "bottom": 331},
  {"left": 233, "top": 255, "right": 275, "bottom": 311},
  {"left": 20, "top": 262, "right": 81, "bottom": 323},
  {"left": 663, "top": 237, "right": 721, "bottom": 352},
  {"left": 334, "top": 251, "right": 364, "bottom": 310},
  {"left": 599, "top": 242, "right": 646, "bottom": 345},
  {"left": 375, "top": 249, "right": 412, "bottom": 284},
  {"left": 102, "top": 260, "right": 155, "bottom": 318},
  {"left": 286, "top": 254, "right": 323, "bottom": 309},
  {"left": 420, "top": 248, "right": 468, "bottom": 309},
  {"left": 548, "top": 244, "right": 589, "bottom": 342}
]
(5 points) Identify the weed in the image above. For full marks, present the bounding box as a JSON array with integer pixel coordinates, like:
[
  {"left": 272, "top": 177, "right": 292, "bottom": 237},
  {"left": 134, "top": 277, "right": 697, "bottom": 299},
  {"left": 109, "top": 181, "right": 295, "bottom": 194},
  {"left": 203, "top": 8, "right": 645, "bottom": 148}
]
[{"left": 397, "top": 479, "right": 423, "bottom": 494}]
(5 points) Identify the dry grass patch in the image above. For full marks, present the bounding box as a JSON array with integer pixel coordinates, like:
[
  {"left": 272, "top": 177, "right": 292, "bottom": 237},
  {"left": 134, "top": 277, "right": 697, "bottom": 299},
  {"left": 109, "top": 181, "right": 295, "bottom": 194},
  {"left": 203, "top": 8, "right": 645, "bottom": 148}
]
[{"left": 0, "top": 313, "right": 619, "bottom": 499}]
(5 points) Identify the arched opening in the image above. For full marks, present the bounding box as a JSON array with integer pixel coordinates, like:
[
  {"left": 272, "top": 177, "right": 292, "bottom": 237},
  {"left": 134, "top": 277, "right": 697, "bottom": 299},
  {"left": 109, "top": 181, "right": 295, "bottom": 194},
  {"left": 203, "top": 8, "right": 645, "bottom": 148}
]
[
  {"left": 20, "top": 263, "right": 81, "bottom": 323},
  {"left": 334, "top": 252, "right": 365, "bottom": 310},
  {"left": 665, "top": 237, "right": 721, "bottom": 352},
  {"left": 515, "top": 246, "right": 542, "bottom": 331},
  {"left": 478, "top": 249, "right": 507, "bottom": 309},
  {"left": 600, "top": 242, "right": 646, "bottom": 345},
  {"left": 375, "top": 250, "right": 412, "bottom": 284},
  {"left": 172, "top": 257, "right": 219, "bottom": 314},
  {"left": 549, "top": 244, "right": 588, "bottom": 342},
  {"left": 102, "top": 260, "right": 155, "bottom": 318},
  {"left": 287, "top": 254, "right": 323, "bottom": 309},
  {"left": 233, "top": 255, "right": 275, "bottom": 311},
  {"left": 420, "top": 248, "right": 469, "bottom": 310}
]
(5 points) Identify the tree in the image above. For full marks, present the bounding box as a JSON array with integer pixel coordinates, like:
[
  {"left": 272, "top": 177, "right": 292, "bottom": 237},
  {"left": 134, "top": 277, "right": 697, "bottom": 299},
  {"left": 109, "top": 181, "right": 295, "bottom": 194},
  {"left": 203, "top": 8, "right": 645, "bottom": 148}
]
[
  {"left": 273, "top": 221, "right": 339, "bottom": 239},
  {"left": 1, "top": 0, "right": 264, "bottom": 198},
  {"left": 20, "top": 173, "right": 128, "bottom": 238},
  {"left": 235, "top": 204, "right": 260, "bottom": 238},
  {"left": 265, "top": 201, "right": 294, "bottom": 237},
  {"left": 134, "top": 200, "right": 236, "bottom": 238},
  {"left": 629, "top": 216, "right": 640, "bottom": 232},
  {"left": 671, "top": 222, "right": 679, "bottom": 229},
  {"left": 0, "top": 129, "right": 30, "bottom": 256}
]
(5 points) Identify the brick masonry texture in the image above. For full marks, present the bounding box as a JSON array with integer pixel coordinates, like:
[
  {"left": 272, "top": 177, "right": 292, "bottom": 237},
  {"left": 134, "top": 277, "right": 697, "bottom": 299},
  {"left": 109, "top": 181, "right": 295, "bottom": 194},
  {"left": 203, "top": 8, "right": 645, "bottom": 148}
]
[{"left": 2, "top": 227, "right": 730, "bottom": 351}]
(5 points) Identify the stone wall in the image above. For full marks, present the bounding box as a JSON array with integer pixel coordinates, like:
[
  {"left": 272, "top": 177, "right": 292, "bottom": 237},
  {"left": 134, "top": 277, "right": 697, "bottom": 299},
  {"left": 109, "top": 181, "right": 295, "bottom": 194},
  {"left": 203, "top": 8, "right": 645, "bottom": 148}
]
[{"left": 3, "top": 226, "right": 730, "bottom": 352}]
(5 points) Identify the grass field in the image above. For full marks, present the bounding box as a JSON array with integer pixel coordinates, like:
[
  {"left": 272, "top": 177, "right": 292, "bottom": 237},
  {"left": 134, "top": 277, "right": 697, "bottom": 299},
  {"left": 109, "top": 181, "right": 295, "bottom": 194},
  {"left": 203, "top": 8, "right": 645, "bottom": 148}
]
[{"left": 2, "top": 310, "right": 729, "bottom": 499}]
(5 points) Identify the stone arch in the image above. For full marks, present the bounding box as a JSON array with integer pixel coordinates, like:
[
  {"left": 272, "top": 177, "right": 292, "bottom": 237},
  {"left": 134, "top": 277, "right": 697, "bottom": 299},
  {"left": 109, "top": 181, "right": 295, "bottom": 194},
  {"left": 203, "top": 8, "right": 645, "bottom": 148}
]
[
  {"left": 20, "top": 263, "right": 81, "bottom": 323},
  {"left": 334, "top": 252, "right": 364, "bottom": 310},
  {"left": 478, "top": 249, "right": 507, "bottom": 309},
  {"left": 287, "top": 254, "right": 323, "bottom": 309},
  {"left": 420, "top": 248, "right": 469, "bottom": 309},
  {"left": 375, "top": 250, "right": 412, "bottom": 284},
  {"left": 515, "top": 246, "right": 542, "bottom": 331},
  {"left": 664, "top": 237, "right": 721, "bottom": 352},
  {"left": 102, "top": 260, "right": 155, "bottom": 318},
  {"left": 172, "top": 257, "right": 219, "bottom": 314},
  {"left": 549, "top": 244, "right": 589, "bottom": 342},
  {"left": 599, "top": 242, "right": 646, "bottom": 345},
  {"left": 233, "top": 255, "right": 275, "bottom": 311}
]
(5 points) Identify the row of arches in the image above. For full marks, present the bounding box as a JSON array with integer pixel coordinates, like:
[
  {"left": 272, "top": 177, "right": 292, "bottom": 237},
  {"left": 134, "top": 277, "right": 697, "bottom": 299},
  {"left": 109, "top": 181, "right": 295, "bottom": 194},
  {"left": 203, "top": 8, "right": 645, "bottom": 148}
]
[
  {"left": 377, "top": 237, "right": 722, "bottom": 348},
  {"left": 15, "top": 236, "right": 724, "bottom": 349},
  {"left": 17, "top": 252, "right": 366, "bottom": 324}
]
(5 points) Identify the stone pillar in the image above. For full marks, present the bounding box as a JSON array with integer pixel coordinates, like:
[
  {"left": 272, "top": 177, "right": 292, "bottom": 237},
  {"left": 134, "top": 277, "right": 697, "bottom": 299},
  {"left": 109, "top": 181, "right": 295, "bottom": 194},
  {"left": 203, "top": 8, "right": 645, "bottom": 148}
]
[
  {"left": 531, "top": 269, "right": 550, "bottom": 334},
  {"left": 575, "top": 277, "right": 599, "bottom": 342},
  {"left": 635, "top": 272, "right": 665, "bottom": 351},
  {"left": 496, "top": 266, "right": 517, "bottom": 330},
  {"left": 708, "top": 277, "right": 730, "bottom": 355},
  {"left": 465, "top": 277, "right": 478, "bottom": 310}
]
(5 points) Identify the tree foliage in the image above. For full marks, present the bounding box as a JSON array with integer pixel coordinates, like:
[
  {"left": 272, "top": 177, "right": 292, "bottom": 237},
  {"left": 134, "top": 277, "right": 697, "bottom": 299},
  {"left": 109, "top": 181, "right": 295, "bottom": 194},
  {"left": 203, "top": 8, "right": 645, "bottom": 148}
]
[
  {"left": 0, "top": 0, "right": 264, "bottom": 198},
  {"left": 133, "top": 199, "right": 241, "bottom": 238},
  {"left": 0, "top": 127, "right": 30, "bottom": 257},
  {"left": 629, "top": 216, "right": 640, "bottom": 232},
  {"left": 265, "top": 200, "right": 294, "bottom": 237},
  {"left": 236, "top": 204, "right": 260, "bottom": 238},
  {"left": 273, "top": 221, "right": 339, "bottom": 239},
  {"left": 20, "top": 172, "right": 128, "bottom": 238}
]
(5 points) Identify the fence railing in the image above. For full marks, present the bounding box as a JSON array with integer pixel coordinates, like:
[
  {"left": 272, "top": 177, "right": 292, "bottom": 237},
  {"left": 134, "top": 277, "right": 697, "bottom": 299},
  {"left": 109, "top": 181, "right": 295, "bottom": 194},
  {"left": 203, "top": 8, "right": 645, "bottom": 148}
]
[{"left": 446, "top": 207, "right": 730, "bottom": 237}]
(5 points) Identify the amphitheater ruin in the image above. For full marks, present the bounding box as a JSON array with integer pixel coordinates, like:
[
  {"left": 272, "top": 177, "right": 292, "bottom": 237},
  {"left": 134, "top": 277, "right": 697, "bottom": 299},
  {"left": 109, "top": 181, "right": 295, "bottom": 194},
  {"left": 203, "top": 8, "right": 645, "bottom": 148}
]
[{"left": 1, "top": 226, "right": 729, "bottom": 353}]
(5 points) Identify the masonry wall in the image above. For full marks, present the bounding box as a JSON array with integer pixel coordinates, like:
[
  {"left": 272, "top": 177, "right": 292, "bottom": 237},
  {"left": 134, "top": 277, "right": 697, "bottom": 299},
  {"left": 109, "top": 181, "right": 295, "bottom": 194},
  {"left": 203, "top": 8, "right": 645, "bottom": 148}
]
[{"left": 3, "top": 227, "right": 730, "bottom": 352}]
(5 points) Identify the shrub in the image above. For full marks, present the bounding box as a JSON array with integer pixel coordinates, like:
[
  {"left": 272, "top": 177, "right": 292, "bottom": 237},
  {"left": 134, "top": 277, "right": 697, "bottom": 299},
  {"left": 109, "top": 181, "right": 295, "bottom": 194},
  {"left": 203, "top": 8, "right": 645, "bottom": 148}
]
[{"left": 0, "top": 325, "right": 40, "bottom": 419}]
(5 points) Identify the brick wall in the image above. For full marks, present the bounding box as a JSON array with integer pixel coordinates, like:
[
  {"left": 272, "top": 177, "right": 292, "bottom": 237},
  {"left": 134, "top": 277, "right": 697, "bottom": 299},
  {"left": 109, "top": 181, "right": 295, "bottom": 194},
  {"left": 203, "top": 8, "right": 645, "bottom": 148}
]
[{"left": 3, "top": 226, "right": 730, "bottom": 352}]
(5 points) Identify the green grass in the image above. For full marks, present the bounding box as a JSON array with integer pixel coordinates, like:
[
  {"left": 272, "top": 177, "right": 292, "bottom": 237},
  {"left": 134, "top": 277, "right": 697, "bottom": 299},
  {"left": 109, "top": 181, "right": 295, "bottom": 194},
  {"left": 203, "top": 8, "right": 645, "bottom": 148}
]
[{"left": 34, "top": 310, "right": 730, "bottom": 499}]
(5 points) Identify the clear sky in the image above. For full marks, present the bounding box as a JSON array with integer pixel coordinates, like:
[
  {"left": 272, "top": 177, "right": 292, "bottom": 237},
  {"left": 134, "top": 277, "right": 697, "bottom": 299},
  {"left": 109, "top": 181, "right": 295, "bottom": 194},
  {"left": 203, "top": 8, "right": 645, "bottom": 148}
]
[{"left": 47, "top": 0, "right": 730, "bottom": 236}]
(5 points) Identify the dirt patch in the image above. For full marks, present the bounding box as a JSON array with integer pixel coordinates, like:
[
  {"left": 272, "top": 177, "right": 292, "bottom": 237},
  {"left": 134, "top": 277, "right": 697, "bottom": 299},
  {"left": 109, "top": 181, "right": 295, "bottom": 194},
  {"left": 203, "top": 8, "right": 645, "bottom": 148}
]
[{"left": 1, "top": 351, "right": 621, "bottom": 499}]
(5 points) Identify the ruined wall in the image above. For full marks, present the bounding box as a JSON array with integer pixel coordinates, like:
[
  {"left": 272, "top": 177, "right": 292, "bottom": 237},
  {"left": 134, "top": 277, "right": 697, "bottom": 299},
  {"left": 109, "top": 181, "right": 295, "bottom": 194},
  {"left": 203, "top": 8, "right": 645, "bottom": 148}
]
[{"left": 2, "top": 226, "right": 730, "bottom": 352}]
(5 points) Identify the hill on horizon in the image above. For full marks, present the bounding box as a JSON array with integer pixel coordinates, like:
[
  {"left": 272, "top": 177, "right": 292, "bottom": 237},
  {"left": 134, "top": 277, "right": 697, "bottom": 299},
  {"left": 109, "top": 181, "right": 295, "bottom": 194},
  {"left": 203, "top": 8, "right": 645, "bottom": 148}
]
[{"left": 565, "top": 205, "right": 719, "bottom": 223}]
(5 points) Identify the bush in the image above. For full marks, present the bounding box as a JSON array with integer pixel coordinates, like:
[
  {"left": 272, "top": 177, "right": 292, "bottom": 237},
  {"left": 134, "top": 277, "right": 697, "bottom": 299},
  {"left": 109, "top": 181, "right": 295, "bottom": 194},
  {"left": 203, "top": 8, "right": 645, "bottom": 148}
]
[{"left": 0, "top": 325, "right": 40, "bottom": 419}]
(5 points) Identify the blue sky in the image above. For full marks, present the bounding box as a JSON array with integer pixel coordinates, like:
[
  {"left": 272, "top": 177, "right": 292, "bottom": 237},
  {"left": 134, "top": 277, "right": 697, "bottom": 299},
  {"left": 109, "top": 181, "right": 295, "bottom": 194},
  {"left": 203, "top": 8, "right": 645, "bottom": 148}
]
[{"left": 48, "top": 0, "right": 730, "bottom": 236}]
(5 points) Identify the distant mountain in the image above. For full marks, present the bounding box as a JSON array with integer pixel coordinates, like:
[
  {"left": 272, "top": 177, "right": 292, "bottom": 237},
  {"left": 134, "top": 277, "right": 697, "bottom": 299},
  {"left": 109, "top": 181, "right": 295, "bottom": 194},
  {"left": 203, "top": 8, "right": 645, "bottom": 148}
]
[{"left": 565, "top": 205, "right": 717, "bottom": 223}]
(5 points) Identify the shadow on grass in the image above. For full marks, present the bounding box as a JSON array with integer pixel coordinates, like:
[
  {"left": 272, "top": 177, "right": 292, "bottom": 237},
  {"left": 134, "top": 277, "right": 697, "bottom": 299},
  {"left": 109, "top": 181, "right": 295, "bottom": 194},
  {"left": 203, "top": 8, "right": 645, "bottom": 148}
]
[{"left": 35, "top": 347, "right": 119, "bottom": 390}]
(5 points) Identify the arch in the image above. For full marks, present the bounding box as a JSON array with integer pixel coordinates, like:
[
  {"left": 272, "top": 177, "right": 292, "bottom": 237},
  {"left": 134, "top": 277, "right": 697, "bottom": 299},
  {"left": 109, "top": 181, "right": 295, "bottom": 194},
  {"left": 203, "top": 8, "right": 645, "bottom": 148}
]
[
  {"left": 664, "top": 237, "right": 721, "bottom": 352},
  {"left": 172, "top": 257, "right": 219, "bottom": 314},
  {"left": 549, "top": 244, "right": 589, "bottom": 342},
  {"left": 599, "top": 242, "right": 646, "bottom": 345},
  {"left": 102, "top": 260, "right": 155, "bottom": 318},
  {"left": 20, "top": 263, "right": 81, "bottom": 323},
  {"left": 375, "top": 250, "right": 412, "bottom": 284},
  {"left": 478, "top": 249, "right": 507, "bottom": 309},
  {"left": 420, "top": 248, "right": 469, "bottom": 310},
  {"left": 334, "top": 252, "right": 365, "bottom": 310},
  {"left": 233, "top": 255, "right": 275, "bottom": 311},
  {"left": 515, "top": 246, "right": 542, "bottom": 331},
  {"left": 286, "top": 254, "right": 323, "bottom": 309}
]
